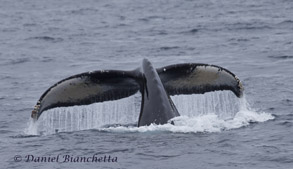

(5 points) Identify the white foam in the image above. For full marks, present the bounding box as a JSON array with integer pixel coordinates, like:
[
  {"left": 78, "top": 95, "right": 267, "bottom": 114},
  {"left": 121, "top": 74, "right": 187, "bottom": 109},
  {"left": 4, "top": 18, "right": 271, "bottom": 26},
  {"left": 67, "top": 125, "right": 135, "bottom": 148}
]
[
  {"left": 24, "top": 91, "right": 274, "bottom": 135},
  {"left": 101, "top": 110, "right": 274, "bottom": 133}
]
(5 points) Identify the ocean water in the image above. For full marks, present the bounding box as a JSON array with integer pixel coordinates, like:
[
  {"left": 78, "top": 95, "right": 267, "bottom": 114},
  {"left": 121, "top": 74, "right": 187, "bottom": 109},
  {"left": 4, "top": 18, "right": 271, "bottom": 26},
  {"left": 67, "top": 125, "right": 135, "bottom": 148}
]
[{"left": 0, "top": 0, "right": 293, "bottom": 168}]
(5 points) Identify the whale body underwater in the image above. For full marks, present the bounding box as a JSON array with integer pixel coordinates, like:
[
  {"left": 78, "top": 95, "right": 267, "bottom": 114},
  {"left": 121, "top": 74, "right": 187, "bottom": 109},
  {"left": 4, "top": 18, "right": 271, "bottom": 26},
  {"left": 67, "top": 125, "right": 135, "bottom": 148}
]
[{"left": 31, "top": 59, "right": 243, "bottom": 127}]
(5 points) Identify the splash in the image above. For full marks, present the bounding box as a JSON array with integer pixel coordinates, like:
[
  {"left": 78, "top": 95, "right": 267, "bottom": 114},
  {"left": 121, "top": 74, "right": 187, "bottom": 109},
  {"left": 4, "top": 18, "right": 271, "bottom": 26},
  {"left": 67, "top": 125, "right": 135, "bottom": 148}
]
[
  {"left": 101, "top": 92, "right": 274, "bottom": 133},
  {"left": 25, "top": 91, "right": 274, "bottom": 135}
]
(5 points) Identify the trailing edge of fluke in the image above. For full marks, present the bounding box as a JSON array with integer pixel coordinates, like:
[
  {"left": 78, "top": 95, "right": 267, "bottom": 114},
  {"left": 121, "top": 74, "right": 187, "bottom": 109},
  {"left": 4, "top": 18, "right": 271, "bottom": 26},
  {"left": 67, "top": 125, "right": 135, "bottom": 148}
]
[{"left": 31, "top": 59, "right": 243, "bottom": 127}]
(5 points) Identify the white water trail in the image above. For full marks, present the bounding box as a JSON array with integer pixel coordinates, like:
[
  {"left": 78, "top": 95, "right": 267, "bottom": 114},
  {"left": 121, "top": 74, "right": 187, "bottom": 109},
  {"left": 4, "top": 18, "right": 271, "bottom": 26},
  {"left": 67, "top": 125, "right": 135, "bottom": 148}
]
[{"left": 24, "top": 91, "right": 274, "bottom": 135}]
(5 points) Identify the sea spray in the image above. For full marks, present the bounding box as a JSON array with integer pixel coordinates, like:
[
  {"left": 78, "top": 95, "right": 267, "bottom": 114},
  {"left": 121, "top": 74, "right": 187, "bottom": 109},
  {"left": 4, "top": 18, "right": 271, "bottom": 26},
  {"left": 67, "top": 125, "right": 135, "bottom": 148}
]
[{"left": 25, "top": 91, "right": 274, "bottom": 135}]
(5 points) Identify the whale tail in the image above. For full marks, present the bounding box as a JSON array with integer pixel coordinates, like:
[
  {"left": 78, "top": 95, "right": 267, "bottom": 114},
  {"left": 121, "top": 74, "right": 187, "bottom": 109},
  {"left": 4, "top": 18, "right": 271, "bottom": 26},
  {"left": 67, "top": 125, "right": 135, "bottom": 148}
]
[
  {"left": 31, "top": 60, "right": 243, "bottom": 126},
  {"left": 157, "top": 63, "right": 243, "bottom": 98},
  {"left": 31, "top": 70, "right": 143, "bottom": 119}
]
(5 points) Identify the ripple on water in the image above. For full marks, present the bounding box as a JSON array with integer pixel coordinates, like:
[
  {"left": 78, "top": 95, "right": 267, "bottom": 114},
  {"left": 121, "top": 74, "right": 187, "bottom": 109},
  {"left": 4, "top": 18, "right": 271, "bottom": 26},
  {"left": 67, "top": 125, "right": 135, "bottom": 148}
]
[
  {"left": 159, "top": 46, "right": 180, "bottom": 50},
  {"left": 281, "top": 99, "right": 293, "bottom": 106},
  {"left": 278, "top": 121, "right": 293, "bottom": 127},
  {"left": 180, "top": 28, "right": 200, "bottom": 35},
  {"left": 8, "top": 58, "right": 30, "bottom": 65},
  {"left": 268, "top": 55, "right": 293, "bottom": 60},
  {"left": 278, "top": 20, "right": 293, "bottom": 27},
  {"left": 0, "top": 130, "right": 12, "bottom": 134},
  {"left": 26, "top": 36, "right": 64, "bottom": 43},
  {"left": 10, "top": 134, "right": 40, "bottom": 139},
  {"left": 41, "top": 56, "right": 54, "bottom": 63}
]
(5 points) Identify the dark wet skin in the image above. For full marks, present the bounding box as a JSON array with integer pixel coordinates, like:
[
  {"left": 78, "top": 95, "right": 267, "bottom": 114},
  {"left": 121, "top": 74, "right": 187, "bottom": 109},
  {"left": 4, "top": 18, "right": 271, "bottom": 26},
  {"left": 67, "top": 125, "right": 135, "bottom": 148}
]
[{"left": 31, "top": 58, "right": 243, "bottom": 127}]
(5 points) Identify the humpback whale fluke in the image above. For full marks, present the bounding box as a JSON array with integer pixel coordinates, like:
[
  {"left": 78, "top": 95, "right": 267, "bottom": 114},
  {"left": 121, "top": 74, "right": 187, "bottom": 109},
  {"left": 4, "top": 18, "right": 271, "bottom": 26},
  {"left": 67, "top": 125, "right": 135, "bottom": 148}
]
[{"left": 31, "top": 59, "right": 243, "bottom": 127}]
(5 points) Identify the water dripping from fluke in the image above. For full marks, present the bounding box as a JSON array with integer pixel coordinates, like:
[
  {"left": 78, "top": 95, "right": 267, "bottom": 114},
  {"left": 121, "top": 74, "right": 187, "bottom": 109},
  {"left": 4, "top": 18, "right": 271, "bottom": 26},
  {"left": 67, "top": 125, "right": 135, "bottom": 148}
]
[{"left": 24, "top": 91, "right": 274, "bottom": 135}]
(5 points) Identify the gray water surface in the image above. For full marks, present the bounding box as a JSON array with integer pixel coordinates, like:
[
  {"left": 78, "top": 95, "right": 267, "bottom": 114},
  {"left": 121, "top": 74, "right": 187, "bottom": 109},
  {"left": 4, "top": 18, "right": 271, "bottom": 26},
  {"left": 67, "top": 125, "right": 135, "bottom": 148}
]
[{"left": 1, "top": 0, "right": 293, "bottom": 168}]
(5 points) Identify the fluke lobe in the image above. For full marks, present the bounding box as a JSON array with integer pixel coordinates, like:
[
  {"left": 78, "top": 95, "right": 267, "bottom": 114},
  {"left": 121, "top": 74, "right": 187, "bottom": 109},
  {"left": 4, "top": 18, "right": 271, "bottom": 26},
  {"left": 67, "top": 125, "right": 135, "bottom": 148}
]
[{"left": 31, "top": 59, "right": 243, "bottom": 127}]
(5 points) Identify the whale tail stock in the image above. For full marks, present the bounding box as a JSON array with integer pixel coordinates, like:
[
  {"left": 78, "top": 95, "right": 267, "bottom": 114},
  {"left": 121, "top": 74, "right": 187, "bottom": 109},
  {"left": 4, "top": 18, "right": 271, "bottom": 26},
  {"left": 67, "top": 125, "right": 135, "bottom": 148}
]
[{"left": 31, "top": 60, "right": 243, "bottom": 126}]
